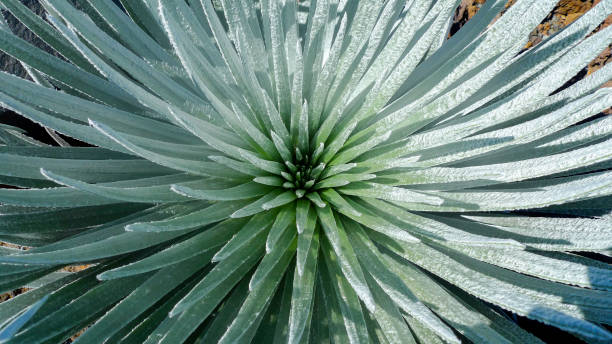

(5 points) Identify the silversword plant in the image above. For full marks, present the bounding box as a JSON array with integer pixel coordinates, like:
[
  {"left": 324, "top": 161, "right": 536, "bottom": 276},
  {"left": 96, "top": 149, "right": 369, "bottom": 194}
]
[{"left": 0, "top": 0, "right": 611, "bottom": 343}]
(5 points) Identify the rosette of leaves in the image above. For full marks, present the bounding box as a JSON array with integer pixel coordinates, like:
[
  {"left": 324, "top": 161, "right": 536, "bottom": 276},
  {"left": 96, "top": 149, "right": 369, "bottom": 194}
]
[{"left": 0, "top": 0, "right": 611, "bottom": 343}]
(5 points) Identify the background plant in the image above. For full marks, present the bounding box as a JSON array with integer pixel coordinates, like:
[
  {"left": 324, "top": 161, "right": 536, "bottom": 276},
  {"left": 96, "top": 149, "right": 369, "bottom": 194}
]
[{"left": 0, "top": 0, "right": 611, "bottom": 343}]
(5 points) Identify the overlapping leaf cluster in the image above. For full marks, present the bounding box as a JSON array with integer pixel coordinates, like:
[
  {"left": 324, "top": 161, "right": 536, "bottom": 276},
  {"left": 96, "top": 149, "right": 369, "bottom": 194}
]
[{"left": 0, "top": 0, "right": 611, "bottom": 343}]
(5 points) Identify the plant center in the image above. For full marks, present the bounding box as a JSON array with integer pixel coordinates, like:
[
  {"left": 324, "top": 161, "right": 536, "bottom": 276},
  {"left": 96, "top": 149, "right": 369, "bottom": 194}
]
[{"left": 280, "top": 147, "right": 325, "bottom": 198}]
